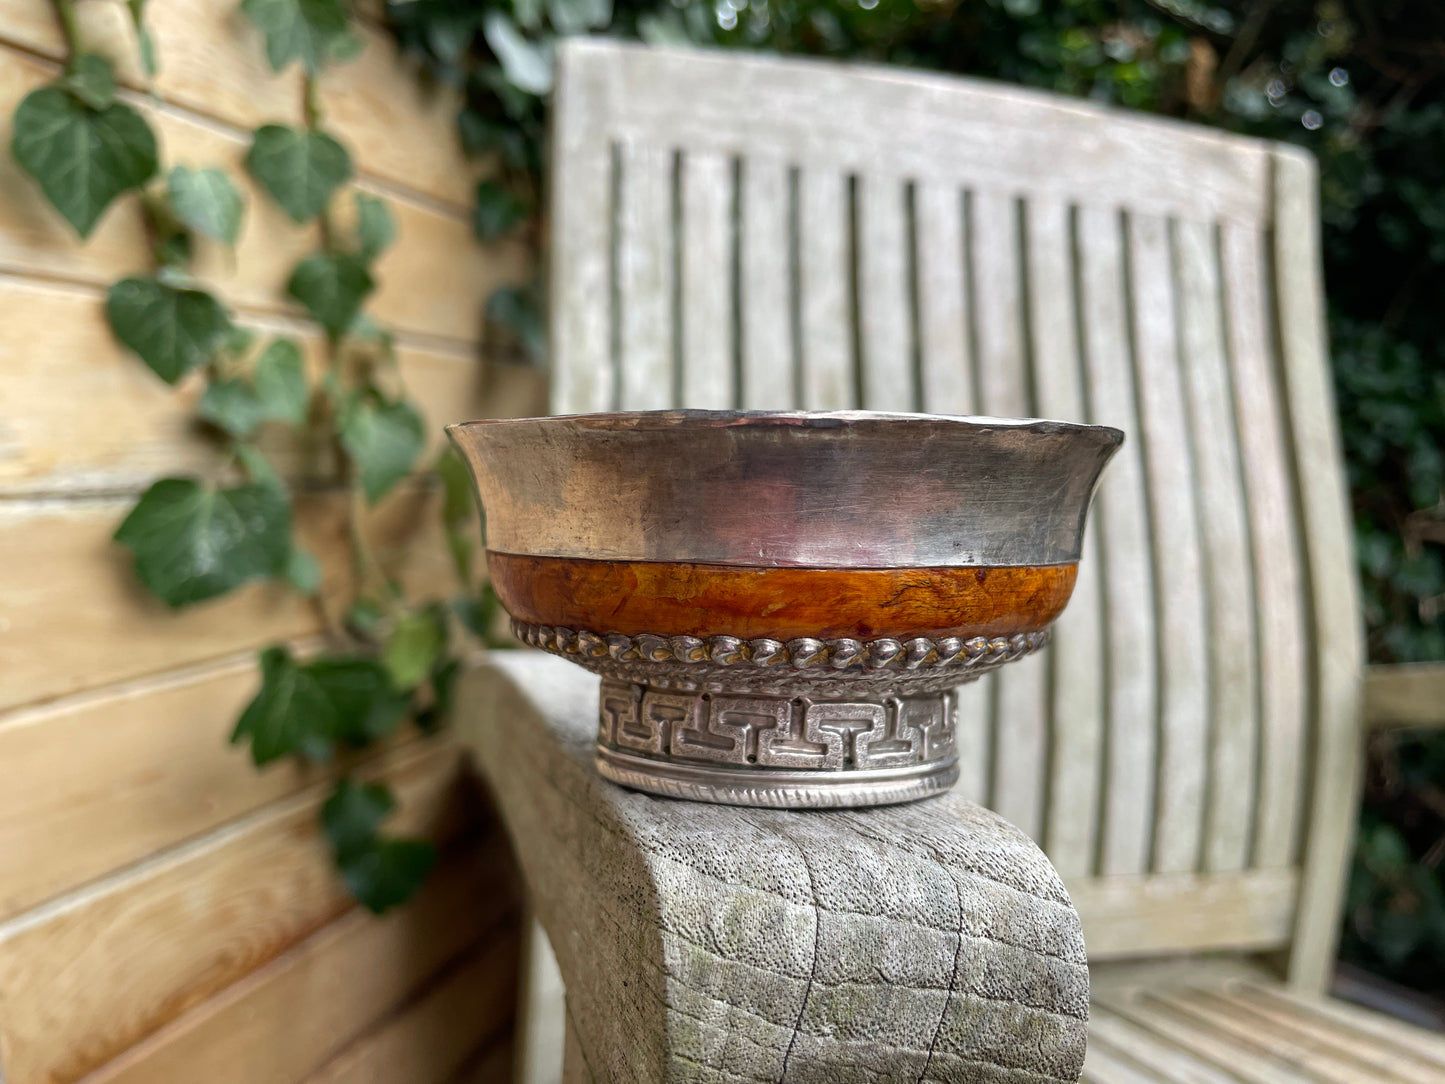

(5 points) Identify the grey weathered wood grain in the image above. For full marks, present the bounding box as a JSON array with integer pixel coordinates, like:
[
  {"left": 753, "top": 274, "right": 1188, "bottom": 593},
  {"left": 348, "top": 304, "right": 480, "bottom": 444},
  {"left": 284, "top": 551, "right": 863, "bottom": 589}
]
[
  {"left": 796, "top": 169, "right": 853, "bottom": 411},
  {"left": 855, "top": 175, "right": 915, "bottom": 411},
  {"left": 1174, "top": 216, "right": 1259, "bottom": 874},
  {"left": 460, "top": 653, "right": 1089, "bottom": 1084},
  {"left": 1219, "top": 221, "right": 1309, "bottom": 871},
  {"left": 1127, "top": 212, "right": 1208, "bottom": 875},
  {"left": 740, "top": 157, "right": 796, "bottom": 409},
  {"left": 913, "top": 181, "right": 972, "bottom": 416},
  {"left": 616, "top": 142, "right": 676, "bottom": 411},
  {"left": 1074, "top": 205, "right": 1157, "bottom": 878},
  {"left": 678, "top": 151, "right": 737, "bottom": 409},
  {"left": 1026, "top": 197, "right": 1104, "bottom": 879}
]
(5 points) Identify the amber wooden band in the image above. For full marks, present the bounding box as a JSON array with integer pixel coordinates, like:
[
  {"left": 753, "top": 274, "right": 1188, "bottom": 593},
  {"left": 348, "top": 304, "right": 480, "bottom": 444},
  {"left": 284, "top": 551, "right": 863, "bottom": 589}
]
[{"left": 487, "top": 552, "right": 1078, "bottom": 642}]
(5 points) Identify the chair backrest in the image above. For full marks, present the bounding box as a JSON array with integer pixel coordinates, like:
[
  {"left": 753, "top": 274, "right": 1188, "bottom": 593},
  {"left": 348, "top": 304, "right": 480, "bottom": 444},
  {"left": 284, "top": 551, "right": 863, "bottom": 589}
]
[{"left": 548, "top": 39, "right": 1364, "bottom": 990}]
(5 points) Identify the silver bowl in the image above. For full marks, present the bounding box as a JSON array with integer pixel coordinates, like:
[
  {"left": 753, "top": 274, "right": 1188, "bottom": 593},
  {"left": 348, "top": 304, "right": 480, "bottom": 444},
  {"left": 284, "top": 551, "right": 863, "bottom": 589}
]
[{"left": 449, "top": 410, "right": 1121, "bottom": 807}]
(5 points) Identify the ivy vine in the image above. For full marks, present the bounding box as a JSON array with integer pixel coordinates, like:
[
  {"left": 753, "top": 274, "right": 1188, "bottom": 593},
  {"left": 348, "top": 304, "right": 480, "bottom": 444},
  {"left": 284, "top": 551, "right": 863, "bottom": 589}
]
[{"left": 12, "top": 0, "right": 503, "bottom": 912}]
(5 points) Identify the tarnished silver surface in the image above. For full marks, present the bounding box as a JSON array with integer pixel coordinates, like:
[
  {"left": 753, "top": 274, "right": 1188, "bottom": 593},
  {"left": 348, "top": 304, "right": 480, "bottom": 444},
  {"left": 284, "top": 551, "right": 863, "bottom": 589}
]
[
  {"left": 595, "top": 679, "right": 960, "bottom": 807},
  {"left": 512, "top": 618, "right": 1050, "bottom": 699},
  {"left": 448, "top": 410, "right": 1123, "bottom": 568}
]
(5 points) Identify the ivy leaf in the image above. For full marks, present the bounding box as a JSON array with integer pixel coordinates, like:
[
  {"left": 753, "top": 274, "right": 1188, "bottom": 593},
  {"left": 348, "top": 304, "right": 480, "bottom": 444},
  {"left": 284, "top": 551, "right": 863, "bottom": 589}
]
[
  {"left": 338, "top": 397, "right": 424, "bottom": 503},
  {"left": 246, "top": 125, "right": 351, "bottom": 223},
  {"left": 199, "top": 378, "right": 265, "bottom": 437},
  {"left": 240, "top": 0, "right": 358, "bottom": 75},
  {"left": 308, "top": 658, "right": 408, "bottom": 743},
  {"left": 383, "top": 607, "right": 447, "bottom": 691},
  {"left": 106, "top": 277, "right": 233, "bottom": 384},
  {"left": 322, "top": 778, "right": 395, "bottom": 858},
  {"left": 115, "top": 478, "right": 292, "bottom": 607},
  {"left": 236, "top": 442, "right": 287, "bottom": 494},
  {"left": 346, "top": 597, "right": 385, "bottom": 637},
  {"left": 232, "top": 646, "right": 337, "bottom": 765},
  {"left": 355, "top": 192, "right": 395, "bottom": 263},
  {"left": 486, "top": 284, "right": 546, "bottom": 364},
  {"left": 482, "top": 12, "right": 553, "bottom": 94},
  {"left": 288, "top": 251, "right": 374, "bottom": 338},
  {"left": 285, "top": 544, "right": 322, "bottom": 594},
  {"left": 473, "top": 179, "right": 529, "bottom": 240},
  {"left": 253, "top": 338, "right": 309, "bottom": 424},
  {"left": 339, "top": 837, "right": 437, "bottom": 914},
  {"left": 167, "top": 166, "right": 244, "bottom": 244},
  {"left": 62, "top": 54, "right": 117, "bottom": 110},
  {"left": 11, "top": 86, "right": 158, "bottom": 238}
]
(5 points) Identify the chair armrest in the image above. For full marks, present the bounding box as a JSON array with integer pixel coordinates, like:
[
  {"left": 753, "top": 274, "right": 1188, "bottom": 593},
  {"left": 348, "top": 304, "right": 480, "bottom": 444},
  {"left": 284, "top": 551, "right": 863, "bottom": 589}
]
[
  {"left": 1364, "top": 662, "right": 1445, "bottom": 730},
  {"left": 454, "top": 651, "right": 1089, "bottom": 1083}
]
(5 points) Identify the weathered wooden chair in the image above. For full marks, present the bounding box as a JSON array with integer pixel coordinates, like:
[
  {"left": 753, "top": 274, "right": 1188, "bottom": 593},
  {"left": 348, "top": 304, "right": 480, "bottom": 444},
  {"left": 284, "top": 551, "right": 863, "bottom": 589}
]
[{"left": 456, "top": 40, "right": 1445, "bottom": 1083}]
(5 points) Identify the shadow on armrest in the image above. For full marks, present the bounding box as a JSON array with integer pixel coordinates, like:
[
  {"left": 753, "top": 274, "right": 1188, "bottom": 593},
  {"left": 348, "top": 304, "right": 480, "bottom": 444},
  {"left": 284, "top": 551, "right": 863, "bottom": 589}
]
[
  {"left": 1364, "top": 662, "right": 1445, "bottom": 730},
  {"left": 455, "top": 651, "right": 1089, "bottom": 1084}
]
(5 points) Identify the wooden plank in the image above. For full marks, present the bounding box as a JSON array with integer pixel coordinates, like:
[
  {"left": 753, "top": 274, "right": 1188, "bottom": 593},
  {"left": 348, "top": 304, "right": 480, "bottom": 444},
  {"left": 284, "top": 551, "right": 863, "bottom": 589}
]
[
  {"left": 1076, "top": 205, "right": 1156, "bottom": 877},
  {"left": 1086, "top": 1004, "right": 1241, "bottom": 1084},
  {"left": 0, "top": 0, "right": 304, "bottom": 131},
  {"left": 854, "top": 174, "right": 914, "bottom": 411},
  {"left": 1069, "top": 869, "right": 1298, "bottom": 960},
  {"left": 1237, "top": 982, "right": 1445, "bottom": 1070},
  {"left": 1145, "top": 992, "right": 1390, "bottom": 1084},
  {"left": 0, "top": 740, "right": 472, "bottom": 1084},
  {"left": 319, "top": 25, "right": 480, "bottom": 211},
  {"left": 615, "top": 142, "right": 675, "bottom": 411},
  {"left": 565, "top": 40, "right": 1272, "bottom": 224},
  {"left": 448, "top": 1038, "right": 514, "bottom": 1084},
  {"left": 1218, "top": 222, "right": 1309, "bottom": 870},
  {"left": 739, "top": 157, "right": 795, "bottom": 409},
  {"left": 1364, "top": 662, "right": 1445, "bottom": 729},
  {"left": 1127, "top": 211, "right": 1208, "bottom": 875},
  {"left": 1187, "top": 988, "right": 1440, "bottom": 1083},
  {"left": 1026, "top": 197, "right": 1104, "bottom": 879},
  {"left": 1272, "top": 148, "right": 1366, "bottom": 994},
  {"left": 0, "top": 485, "right": 460, "bottom": 713},
  {"left": 82, "top": 845, "right": 518, "bottom": 1084},
  {"left": 0, "top": 277, "right": 505, "bottom": 496},
  {"left": 0, "top": 45, "right": 511, "bottom": 347},
  {"left": 1173, "top": 217, "right": 1259, "bottom": 874},
  {"left": 1092, "top": 990, "right": 1315, "bottom": 1084},
  {"left": 303, "top": 932, "right": 520, "bottom": 1084},
  {"left": 548, "top": 55, "right": 613, "bottom": 414},
  {"left": 971, "top": 188, "right": 1047, "bottom": 842},
  {"left": 913, "top": 181, "right": 972, "bottom": 416},
  {"left": 677, "top": 150, "right": 735, "bottom": 409},
  {"left": 796, "top": 168, "right": 853, "bottom": 411},
  {"left": 0, "top": 645, "right": 363, "bottom": 922}
]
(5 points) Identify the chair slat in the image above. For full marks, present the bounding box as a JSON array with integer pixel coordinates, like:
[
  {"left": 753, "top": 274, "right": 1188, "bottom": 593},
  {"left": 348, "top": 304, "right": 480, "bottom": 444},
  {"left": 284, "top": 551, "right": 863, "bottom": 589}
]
[
  {"left": 797, "top": 169, "right": 855, "bottom": 410},
  {"left": 678, "top": 151, "right": 736, "bottom": 409},
  {"left": 1077, "top": 206, "right": 1157, "bottom": 877},
  {"left": 913, "top": 182, "right": 972, "bottom": 416},
  {"left": 855, "top": 175, "right": 915, "bottom": 411},
  {"left": 1174, "top": 218, "right": 1260, "bottom": 874},
  {"left": 970, "top": 188, "right": 1047, "bottom": 841},
  {"left": 616, "top": 142, "right": 675, "bottom": 410},
  {"left": 1128, "top": 212, "right": 1209, "bottom": 875},
  {"left": 1086, "top": 1004, "right": 1242, "bottom": 1084},
  {"left": 739, "top": 157, "right": 796, "bottom": 409},
  {"left": 549, "top": 59, "right": 614, "bottom": 414},
  {"left": 1027, "top": 197, "right": 1104, "bottom": 879},
  {"left": 1219, "top": 222, "right": 1309, "bottom": 871}
]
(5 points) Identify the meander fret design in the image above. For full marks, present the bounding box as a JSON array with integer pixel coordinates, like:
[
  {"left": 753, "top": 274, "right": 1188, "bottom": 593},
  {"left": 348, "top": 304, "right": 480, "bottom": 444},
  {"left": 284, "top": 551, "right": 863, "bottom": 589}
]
[{"left": 599, "top": 679, "right": 957, "bottom": 772}]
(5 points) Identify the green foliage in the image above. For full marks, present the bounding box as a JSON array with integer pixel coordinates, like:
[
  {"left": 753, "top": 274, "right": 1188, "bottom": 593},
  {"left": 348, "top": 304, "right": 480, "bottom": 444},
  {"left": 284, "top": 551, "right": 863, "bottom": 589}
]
[
  {"left": 473, "top": 178, "right": 529, "bottom": 240},
  {"left": 105, "top": 277, "right": 233, "bottom": 384},
  {"left": 322, "top": 780, "right": 438, "bottom": 914},
  {"left": 232, "top": 645, "right": 340, "bottom": 764},
  {"left": 338, "top": 395, "right": 425, "bottom": 503},
  {"left": 114, "top": 478, "right": 292, "bottom": 607},
  {"left": 354, "top": 192, "right": 396, "bottom": 262},
  {"left": 242, "top": 0, "right": 360, "bottom": 74},
  {"left": 11, "top": 79, "right": 157, "bottom": 237},
  {"left": 383, "top": 605, "right": 448, "bottom": 691},
  {"left": 288, "top": 250, "right": 375, "bottom": 337},
  {"left": 61, "top": 53, "right": 117, "bottom": 110},
  {"left": 246, "top": 124, "right": 352, "bottom": 223},
  {"left": 167, "top": 166, "right": 245, "bottom": 244},
  {"left": 199, "top": 337, "right": 309, "bottom": 436}
]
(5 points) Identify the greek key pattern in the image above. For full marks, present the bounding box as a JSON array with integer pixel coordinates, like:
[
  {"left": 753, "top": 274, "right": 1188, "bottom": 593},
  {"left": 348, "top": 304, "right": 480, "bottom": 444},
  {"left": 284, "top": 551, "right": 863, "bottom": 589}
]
[{"left": 598, "top": 680, "right": 957, "bottom": 772}]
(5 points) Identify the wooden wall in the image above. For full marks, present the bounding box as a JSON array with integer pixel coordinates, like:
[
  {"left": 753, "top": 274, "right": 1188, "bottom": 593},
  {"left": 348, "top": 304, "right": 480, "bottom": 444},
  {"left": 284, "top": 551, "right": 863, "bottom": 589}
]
[{"left": 0, "top": 3, "right": 545, "bottom": 1081}]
